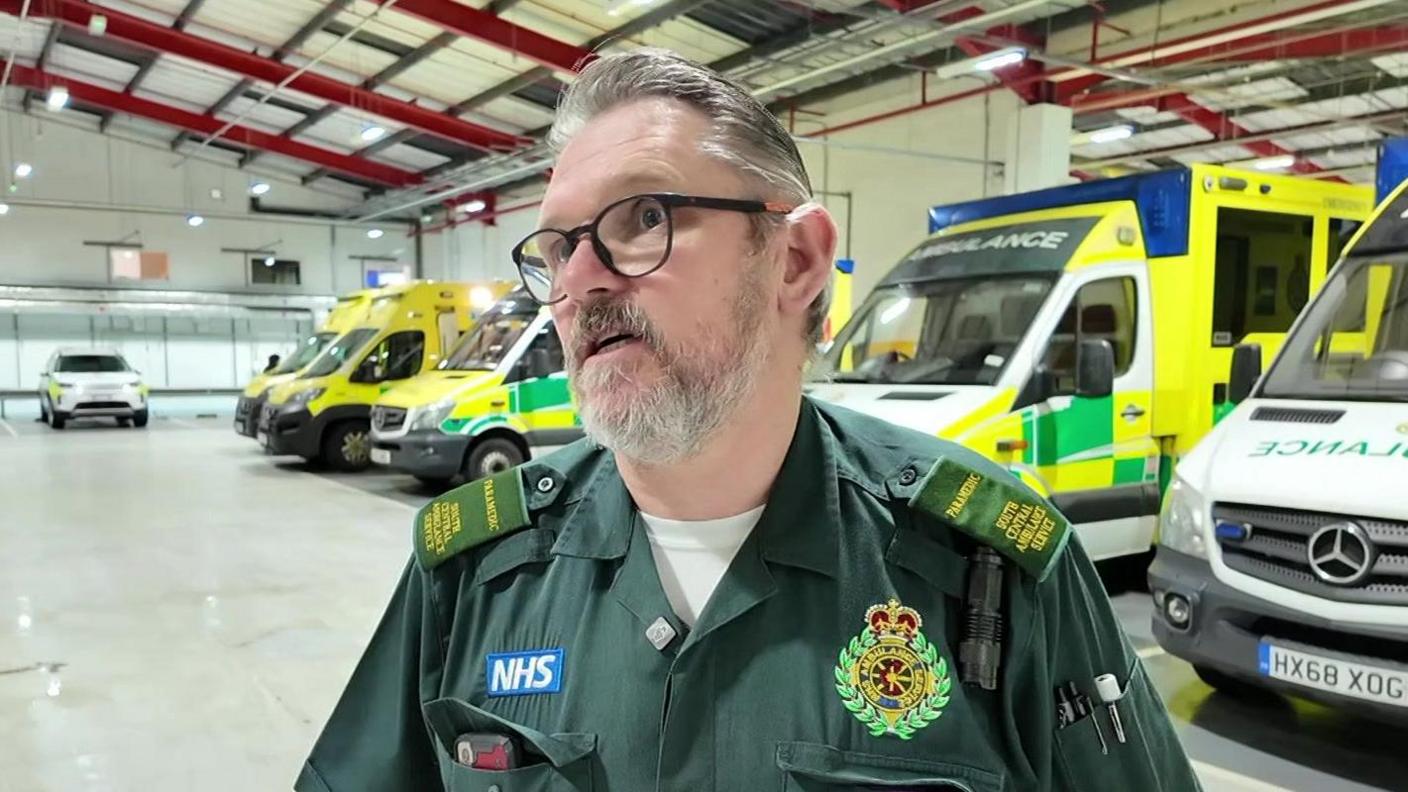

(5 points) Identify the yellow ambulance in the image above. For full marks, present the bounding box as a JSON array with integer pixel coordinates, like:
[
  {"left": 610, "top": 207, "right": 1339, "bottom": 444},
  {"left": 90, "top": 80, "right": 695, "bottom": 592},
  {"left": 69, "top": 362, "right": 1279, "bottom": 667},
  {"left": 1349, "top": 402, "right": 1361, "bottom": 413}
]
[
  {"left": 233, "top": 288, "right": 379, "bottom": 438},
  {"left": 811, "top": 164, "right": 1371, "bottom": 561},
  {"left": 257, "top": 281, "right": 511, "bottom": 470},
  {"left": 368, "top": 288, "right": 579, "bottom": 487}
]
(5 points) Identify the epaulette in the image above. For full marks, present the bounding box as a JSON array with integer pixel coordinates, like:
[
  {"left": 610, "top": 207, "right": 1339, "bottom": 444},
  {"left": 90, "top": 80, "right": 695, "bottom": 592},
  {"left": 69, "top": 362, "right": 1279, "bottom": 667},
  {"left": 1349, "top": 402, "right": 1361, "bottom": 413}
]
[
  {"left": 414, "top": 469, "right": 533, "bottom": 570},
  {"left": 908, "top": 456, "right": 1071, "bottom": 582}
]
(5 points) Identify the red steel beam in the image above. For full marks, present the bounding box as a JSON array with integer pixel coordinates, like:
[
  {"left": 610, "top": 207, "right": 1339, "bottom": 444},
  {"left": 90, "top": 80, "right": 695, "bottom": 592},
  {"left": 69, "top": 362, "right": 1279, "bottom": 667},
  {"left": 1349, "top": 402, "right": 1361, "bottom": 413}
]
[
  {"left": 1067, "top": 24, "right": 1408, "bottom": 112},
  {"left": 1, "top": 0, "right": 530, "bottom": 151},
  {"left": 380, "top": 0, "right": 592, "bottom": 74},
  {"left": 6, "top": 64, "right": 422, "bottom": 187},
  {"left": 1160, "top": 93, "right": 1324, "bottom": 176},
  {"left": 1050, "top": 0, "right": 1383, "bottom": 104}
]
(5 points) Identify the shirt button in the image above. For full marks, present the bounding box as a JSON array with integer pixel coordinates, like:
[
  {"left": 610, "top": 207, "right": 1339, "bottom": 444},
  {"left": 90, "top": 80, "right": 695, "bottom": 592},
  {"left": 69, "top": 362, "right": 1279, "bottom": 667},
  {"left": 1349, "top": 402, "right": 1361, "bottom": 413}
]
[
  {"left": 898, "top": 467, "right": 918, "bottom": 486},
  {"left": 537, "top": 476, "right": 555, "bottom": 493}
]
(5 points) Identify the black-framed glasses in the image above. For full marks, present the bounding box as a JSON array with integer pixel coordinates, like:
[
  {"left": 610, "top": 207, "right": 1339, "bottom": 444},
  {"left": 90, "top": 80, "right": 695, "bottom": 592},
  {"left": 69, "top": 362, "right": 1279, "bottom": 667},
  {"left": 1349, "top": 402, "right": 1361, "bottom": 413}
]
[{"left": 510, "top": 192, "right": 795, "bottom": 304}]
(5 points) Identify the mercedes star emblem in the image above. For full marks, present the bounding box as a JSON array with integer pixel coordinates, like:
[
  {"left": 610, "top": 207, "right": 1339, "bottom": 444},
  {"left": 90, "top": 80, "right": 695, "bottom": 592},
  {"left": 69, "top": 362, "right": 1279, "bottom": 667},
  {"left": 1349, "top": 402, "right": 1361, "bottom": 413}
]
[{"left": 1307, "top": 522, "right": 1377, "bottom": 586}]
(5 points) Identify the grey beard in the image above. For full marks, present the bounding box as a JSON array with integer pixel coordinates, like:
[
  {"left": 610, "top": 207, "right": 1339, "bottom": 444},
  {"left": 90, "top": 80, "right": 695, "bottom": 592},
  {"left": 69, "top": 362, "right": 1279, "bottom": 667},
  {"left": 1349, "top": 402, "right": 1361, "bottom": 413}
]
[{"left": 567, "top": 280, "right": 769, "bottom": 465}]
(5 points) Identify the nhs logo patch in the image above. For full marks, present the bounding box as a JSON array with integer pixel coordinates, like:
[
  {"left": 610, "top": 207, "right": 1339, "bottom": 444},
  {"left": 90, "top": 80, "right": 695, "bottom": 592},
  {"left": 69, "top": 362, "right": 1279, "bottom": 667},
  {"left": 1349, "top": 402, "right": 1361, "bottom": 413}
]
[{"left": 486, "top": 649, "right": 564, "bottom": 697}]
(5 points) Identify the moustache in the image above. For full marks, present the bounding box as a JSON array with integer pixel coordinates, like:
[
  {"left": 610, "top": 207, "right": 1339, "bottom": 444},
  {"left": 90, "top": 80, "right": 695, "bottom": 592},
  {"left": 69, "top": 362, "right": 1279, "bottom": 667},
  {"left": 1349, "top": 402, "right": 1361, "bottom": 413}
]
[{"left": 570, "top": 298, "right": 664, "bottom": 365}]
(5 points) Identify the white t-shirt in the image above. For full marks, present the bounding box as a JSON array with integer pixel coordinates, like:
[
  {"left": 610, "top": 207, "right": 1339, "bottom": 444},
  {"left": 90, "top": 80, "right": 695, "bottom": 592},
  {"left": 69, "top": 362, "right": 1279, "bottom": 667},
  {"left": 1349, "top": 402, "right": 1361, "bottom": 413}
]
[{"left": 639, "top": 505, "right": 766, "bottom": 628}]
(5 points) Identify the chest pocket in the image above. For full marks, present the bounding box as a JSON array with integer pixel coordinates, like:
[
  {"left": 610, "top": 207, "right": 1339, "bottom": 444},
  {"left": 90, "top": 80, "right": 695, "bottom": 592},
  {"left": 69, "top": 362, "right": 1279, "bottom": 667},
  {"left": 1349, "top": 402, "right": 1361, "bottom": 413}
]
[
  {"left": 777, "top": 742, "right": 1004, "bottom": 792},
  {"left": 423, "top": 697, "right": 597, "bottom": 792}
]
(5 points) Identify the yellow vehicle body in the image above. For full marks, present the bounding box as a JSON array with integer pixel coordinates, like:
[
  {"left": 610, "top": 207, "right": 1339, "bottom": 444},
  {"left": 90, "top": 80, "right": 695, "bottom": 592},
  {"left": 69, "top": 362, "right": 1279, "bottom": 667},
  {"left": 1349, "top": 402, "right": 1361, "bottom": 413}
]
[
  {"left": 257, "top": 280, "right": 512, "bottom": 470},
  {"left": 367, "top": 290, "right": 582, "bottom": 486},
  {"left": 234, "top": 289, "right": 382, "bottom": 437},
  {"left": 812, "top": 164, "right": 1372, "bottom": 560}
]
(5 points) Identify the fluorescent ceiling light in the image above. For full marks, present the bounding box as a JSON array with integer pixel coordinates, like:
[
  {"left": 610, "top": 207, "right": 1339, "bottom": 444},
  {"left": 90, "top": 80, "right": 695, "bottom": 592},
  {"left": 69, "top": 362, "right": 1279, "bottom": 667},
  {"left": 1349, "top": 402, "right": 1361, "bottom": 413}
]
[
  {"left": 46, "top": 86, "right": 69, "bottom": 111},
  {"left": 263, "top": 256, "right": 276, "bottom": 267},
  {"left": 1089, "top": 124, "right": 1134, "bottom": 144},
  {"left": 606, "top": 0, "right": 657, "bottom": 16},
  {"left": 250, "top": 181, "right": 271, "bottom": 196},
  {"left": 360, "top": 124, "right": 387, "bottom": 143},
  {"left": 974, "top": 48, "right": 1026, "bottom": 72},
  {"left": 366, "top": 228, "right": 385, "bottom": 240},
  {"left": 1250, "top": 155, "right": 1296, "bottom": 171},
  {"left": 458, "top": 199, "right": 487, "bottom": 214},
  {"left": 0, "top": 203, "right": 9, "bottom": 216},
  {"left": 13, "top": 163, "right": 33, "bottom": 179},
  {"left": 186, "top": 213, "right": 205, "bottom": 228}
]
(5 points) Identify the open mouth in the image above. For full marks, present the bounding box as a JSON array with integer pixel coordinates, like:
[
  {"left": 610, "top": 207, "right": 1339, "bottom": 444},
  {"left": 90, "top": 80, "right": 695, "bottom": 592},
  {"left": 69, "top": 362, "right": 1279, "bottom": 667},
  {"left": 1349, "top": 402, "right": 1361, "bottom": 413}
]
[{"left": 587, "top": 332, "right": 642, "bottom": 359}]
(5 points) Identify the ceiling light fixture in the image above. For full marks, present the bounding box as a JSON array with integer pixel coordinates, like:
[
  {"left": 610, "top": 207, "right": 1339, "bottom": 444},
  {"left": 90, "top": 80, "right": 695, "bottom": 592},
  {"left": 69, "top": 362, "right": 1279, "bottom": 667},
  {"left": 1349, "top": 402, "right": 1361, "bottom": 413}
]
[
  {"left": 46, "top": 86, "right": 69, "bottom": 111},
  {"left": 0, "top": 203, "right": 9, "bottom": 216},
  {"left": 360, "top": 124, "right": 387, "bottom": 143},
  {"left": 1089, "top": 124, "right": 1135, "bottom": 144},
  {"left": 458, "top": 199, "right": 487, "bottom": 214},
  {"left": 1250, "top": 155, "right": 1296, "bottom": 171},
  {"left": 973, "top": 48, "right": 1026, "bottom": 72},
  {"left": 366, "top": 228, "right": 385, "bottom": 240},
  {"left": 13, "top": 163, "right": 33, "bottom": 179},
  {"left": 186, "top": 213, "right": 205, "bottom": 228}
]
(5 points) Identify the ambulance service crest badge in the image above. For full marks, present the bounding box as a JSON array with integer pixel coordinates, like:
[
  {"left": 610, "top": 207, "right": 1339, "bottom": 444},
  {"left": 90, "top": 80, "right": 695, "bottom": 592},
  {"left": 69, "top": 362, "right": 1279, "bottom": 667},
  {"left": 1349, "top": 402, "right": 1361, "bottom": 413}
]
[{"left": 834, "top": 599, "right": 951, "bottom": 740}]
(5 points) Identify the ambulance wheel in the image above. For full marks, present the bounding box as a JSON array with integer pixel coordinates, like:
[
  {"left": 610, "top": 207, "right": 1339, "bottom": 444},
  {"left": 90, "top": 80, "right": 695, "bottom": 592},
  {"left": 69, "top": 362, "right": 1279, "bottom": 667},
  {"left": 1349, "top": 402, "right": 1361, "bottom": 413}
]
[
  {"left": 324, "top": 420, "right": 372, "bottom": 472},
  {"left": 463, "top": 437, "right": 524, "bottom": 482},
  {"left": 133, "top": 410, "right": 149, "bottom": 428}
]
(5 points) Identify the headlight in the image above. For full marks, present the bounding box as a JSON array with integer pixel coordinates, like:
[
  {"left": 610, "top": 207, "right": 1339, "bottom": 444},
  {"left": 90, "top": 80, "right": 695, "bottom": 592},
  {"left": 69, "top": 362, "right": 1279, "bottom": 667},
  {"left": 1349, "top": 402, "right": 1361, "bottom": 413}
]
[
  {"left": 289, "top": 388, "right": 325, "bottom": 406},
  {"left": 410, "top": 399, "right": 455, "bottom": 431},
  {"left": 1159, "top": 477, "right": 1209, "bottom": 559}
]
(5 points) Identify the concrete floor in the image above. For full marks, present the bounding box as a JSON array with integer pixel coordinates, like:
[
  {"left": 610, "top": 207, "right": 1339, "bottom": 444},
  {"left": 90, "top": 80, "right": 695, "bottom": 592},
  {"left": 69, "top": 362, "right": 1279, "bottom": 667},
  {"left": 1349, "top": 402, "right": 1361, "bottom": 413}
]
[{"left": 1, "top": 415, "right": 1403, "bottom": 791}]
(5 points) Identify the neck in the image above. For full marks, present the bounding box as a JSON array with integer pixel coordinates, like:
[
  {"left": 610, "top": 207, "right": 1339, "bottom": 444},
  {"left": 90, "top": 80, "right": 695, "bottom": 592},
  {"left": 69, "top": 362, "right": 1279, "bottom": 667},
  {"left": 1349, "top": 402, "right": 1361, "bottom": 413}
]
[{"left": 617, "top": 380, "right": 804, "bottom": 521}]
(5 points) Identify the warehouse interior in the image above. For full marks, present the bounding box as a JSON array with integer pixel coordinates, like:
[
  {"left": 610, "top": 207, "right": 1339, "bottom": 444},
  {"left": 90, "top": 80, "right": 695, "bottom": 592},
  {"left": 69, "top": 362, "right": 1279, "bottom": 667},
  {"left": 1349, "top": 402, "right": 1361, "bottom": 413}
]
[{"left": 2, "top": 0, "right": 1406, "bottom": 789}]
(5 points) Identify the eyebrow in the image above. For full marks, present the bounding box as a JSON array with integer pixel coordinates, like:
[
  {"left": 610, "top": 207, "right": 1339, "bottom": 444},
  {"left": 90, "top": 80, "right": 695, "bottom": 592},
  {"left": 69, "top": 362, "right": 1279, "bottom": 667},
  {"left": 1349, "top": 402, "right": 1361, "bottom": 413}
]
[{"left": 539, "top": 170, "right": 682, "bottom": 229}]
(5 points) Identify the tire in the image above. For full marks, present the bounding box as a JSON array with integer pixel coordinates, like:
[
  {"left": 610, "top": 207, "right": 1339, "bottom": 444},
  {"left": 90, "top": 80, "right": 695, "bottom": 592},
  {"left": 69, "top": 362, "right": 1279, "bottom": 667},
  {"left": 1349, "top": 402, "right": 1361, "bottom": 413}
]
[
  {"left": 133, "top": 410, "right": 149, "bottom": 428},
  {"left": 463, "top": 437, "right": 525, "bottom": 482},
  {"left": 50, "top": 410, "right": 67, "bottom": 430},
  {"left": 322, "top": 420, "right": 372, "bottom": 472}
]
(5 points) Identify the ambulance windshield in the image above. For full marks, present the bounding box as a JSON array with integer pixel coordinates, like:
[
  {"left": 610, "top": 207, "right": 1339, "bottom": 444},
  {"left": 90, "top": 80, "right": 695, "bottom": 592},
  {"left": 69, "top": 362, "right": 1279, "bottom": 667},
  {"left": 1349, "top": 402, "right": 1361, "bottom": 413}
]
[
  {"left": 815, "top": 275, "right": 1054, "bottom": 386},
  {"left": 1262, "top": 253, "right": 1408, "bottom": 402},
  {"left": 440, "top": 310, "right": 535, "bottom": 371}
]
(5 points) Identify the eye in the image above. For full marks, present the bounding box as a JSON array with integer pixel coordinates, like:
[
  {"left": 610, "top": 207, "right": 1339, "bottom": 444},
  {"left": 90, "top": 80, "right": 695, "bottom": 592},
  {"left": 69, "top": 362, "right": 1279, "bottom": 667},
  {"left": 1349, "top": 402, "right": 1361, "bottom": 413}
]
[{"left": 635, "top": 202, "right": 666, "bottom": 231}]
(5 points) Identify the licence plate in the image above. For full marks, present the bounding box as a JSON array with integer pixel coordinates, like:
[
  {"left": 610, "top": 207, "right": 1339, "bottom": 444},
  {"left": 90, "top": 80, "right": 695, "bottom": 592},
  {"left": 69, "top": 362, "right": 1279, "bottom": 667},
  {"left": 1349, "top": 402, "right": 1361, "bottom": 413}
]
[
  {"left": 370, "top": 448, "right": 391, "bottom": 465},
  {"left": 1260, "top": 642, "right": 1408, "bottom": 708}
]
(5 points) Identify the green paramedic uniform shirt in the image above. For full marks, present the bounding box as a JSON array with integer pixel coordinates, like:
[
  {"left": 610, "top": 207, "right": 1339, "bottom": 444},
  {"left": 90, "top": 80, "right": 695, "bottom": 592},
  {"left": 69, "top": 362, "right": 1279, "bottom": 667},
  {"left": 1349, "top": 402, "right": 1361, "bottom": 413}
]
[{"left": 297, "top": 398, "right": 1201, "bottom": 792}]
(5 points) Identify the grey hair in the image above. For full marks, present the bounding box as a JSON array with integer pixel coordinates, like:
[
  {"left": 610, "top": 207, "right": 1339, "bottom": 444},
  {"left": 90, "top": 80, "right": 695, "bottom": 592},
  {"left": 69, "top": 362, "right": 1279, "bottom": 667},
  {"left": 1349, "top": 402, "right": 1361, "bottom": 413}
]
[{"left": 548, "top": 48, "right": 831, "bottom": 349}]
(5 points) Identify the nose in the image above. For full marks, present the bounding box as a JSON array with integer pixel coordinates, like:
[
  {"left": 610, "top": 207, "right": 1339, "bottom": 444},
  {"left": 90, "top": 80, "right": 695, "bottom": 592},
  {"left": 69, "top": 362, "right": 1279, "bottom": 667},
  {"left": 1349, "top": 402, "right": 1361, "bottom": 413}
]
[{"left": 552, "top": 233, "right": 628, "bottom": 305}]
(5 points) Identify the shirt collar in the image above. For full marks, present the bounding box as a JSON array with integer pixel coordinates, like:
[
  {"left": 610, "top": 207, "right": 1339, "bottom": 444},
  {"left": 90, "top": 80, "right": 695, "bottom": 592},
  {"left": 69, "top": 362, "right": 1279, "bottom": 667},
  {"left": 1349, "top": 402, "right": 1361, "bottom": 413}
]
[{"left": 546, "top": 397, "right": 846, "bottom": 578}]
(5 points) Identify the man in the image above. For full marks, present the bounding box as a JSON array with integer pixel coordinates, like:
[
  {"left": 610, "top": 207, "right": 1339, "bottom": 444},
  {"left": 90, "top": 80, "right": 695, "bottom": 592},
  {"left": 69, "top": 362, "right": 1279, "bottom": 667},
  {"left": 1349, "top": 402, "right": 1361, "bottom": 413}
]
[
  {"left": 297, "top": 50, "right": 1200, "bottom": 792},
  {"left": 264, "top": 354, "right": 281, "bottom": 373}
]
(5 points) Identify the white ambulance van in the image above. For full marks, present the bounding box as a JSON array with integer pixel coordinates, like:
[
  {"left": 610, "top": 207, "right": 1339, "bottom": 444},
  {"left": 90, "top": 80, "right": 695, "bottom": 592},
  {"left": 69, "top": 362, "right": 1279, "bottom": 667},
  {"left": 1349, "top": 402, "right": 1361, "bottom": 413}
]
[{"left": 1149, "top": 140, "right": 1408, "bottom": 722}]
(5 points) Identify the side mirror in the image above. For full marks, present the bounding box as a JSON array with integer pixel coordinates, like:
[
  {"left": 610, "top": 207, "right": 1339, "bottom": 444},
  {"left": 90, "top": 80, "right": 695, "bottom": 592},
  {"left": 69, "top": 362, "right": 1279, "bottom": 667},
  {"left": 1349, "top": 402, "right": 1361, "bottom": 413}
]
[
  {"left": 1076, "top": 339, "right": 1115, "bottom": 399},
  {"left": 1229, "top": 343, "right": 1263, "bottom": 404},
  {"left": 526, "top": 348, "right": 553, "bottom": 380}
]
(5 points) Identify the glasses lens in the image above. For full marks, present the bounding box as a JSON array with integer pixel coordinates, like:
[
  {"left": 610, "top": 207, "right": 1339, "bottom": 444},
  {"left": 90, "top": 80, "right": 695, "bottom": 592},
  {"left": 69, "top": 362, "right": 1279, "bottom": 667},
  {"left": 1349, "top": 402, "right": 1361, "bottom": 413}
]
[
  {"left": 516, "top": 230, "right": 569, "bottom": 303},
  {"left": 597, "top": 196, "right": 670, "bottom": 277}
]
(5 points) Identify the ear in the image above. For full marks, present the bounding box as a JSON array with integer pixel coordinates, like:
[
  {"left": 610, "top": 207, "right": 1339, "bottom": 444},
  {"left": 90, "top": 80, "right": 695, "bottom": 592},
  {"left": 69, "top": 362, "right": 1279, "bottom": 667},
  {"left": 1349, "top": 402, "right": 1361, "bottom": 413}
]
[{"left": 777, "top": 202, "right": 838, "bottom": 322}]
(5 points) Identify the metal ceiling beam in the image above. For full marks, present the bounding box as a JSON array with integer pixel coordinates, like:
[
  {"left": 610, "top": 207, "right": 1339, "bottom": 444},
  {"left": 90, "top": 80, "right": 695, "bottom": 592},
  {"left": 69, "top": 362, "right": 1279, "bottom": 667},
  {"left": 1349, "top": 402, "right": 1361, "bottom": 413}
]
[
  {"left": 97, "top": 0, "right": 209, "bottom": 133},
  {"left": 243, "top": 31, "right": 460, "bottom": 168},
  {"left": 381, "top": 0, "right": 593, "bottom": 74},
  {"left": 487, "top": 0, "right": 529, "bottom": 12},
  {"left": 22, "top": 21, "right": 63, "bottom": 113},
  {"left": 5, "top": 0, "right": 529, "bottom": 151},
  {"left": 6, "top": 63, "right": 422, "bottom": 186},
  {"left": 171, "top": 1, "right": 354, "bottom": 152},
  {"left": 1158, "top": 93, "right": 1323, "bottom": 175},
  {"left": 1067, "top": 24, "right": 1408, "bottom": 111}
]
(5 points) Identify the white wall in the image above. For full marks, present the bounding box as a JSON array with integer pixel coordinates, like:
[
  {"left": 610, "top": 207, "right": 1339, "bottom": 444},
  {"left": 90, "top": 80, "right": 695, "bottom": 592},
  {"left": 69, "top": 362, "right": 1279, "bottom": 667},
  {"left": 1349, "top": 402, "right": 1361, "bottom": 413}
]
[{"left": 0, "top": 118, "right": 424, "bottom": 294}]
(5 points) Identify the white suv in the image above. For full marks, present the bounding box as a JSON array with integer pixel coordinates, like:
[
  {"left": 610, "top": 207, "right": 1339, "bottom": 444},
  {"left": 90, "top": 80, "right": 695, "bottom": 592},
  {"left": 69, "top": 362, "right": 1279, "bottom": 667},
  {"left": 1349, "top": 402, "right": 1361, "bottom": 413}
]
[{"left": 38, "top": 349, "right": 149, "bottom": 429}]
